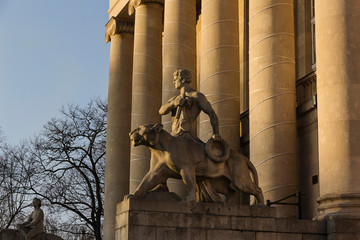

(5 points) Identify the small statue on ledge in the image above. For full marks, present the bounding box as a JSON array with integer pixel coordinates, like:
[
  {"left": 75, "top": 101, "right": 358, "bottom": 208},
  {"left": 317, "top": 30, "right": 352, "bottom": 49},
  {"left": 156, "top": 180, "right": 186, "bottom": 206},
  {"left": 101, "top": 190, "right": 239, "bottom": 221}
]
[
  {"left": 129, "top": 69, "right": 264, "bottom": 205},
  {"left": 17, "top": 198, "right": 44, "bottom": 240}
]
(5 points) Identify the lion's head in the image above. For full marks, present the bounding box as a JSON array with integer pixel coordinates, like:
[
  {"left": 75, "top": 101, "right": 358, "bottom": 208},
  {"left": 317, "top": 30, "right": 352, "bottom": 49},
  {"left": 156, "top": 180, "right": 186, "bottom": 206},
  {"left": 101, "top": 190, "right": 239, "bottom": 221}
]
[{"left": 129, "top": 123, "right": 163, "bottom": 147}]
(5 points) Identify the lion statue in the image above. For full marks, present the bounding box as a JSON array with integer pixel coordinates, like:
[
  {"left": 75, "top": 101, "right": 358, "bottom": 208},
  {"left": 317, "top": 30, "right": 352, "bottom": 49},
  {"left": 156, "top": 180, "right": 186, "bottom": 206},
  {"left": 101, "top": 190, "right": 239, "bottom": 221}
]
[{"left": 129, "top": 123, "right": 264, "bottom": 205}]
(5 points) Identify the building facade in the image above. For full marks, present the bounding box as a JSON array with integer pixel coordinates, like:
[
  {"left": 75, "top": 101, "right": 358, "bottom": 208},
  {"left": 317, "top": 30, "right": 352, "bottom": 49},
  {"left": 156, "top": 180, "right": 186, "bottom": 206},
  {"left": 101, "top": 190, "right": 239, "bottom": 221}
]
[{"left": 103, "top": 0, "right": 360, "bottom": 239}]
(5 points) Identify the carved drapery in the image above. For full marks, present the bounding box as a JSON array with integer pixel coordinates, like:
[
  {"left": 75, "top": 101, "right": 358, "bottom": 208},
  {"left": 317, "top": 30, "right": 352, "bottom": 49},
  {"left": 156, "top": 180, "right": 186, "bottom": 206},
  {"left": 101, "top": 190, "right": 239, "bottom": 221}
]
[
  {"left": 105, "top": 17, "right": 134, "bottom": 43},
  {"left": 128, "top": 0, "right": 164, "bottom": 15}
]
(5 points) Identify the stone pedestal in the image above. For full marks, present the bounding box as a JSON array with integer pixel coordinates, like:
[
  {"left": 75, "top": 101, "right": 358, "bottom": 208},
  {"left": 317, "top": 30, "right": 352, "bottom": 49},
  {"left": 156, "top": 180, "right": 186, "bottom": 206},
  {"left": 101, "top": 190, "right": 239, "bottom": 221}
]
[{"left": 115, "top": 197, "right": 332, "bottom": 240}]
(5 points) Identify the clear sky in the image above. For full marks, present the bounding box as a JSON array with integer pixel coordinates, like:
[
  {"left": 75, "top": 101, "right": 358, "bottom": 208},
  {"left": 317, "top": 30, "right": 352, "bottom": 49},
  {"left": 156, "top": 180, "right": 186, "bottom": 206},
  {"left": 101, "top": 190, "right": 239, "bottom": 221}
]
[{"left": 0, "top": 0, "right": 110, "bottom": 144}]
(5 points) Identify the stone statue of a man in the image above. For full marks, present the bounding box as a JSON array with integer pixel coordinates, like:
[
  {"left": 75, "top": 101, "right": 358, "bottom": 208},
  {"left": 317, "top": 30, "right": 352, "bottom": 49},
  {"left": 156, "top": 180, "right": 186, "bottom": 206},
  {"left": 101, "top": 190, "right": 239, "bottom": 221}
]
[
  {"left": 17, "top": 198, "right": 44, "bottom": 240},
  {"left": 159, "top": 69, "right": 220, "bottom": 142}
]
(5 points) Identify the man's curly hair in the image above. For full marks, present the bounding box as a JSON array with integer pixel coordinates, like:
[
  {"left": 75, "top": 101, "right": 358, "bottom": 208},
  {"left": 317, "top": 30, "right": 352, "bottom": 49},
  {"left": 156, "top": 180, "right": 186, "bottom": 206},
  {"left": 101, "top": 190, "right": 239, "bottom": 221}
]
[{"left": 173, "top": 69, "right": 192, "bottom": 83}]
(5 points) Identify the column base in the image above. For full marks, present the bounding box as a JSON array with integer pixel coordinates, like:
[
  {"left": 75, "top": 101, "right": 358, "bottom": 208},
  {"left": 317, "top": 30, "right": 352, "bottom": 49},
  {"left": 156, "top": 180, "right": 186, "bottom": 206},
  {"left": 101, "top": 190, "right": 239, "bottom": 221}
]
[{"left": 314, "top": 193, "right": 360, "bottom": 220}]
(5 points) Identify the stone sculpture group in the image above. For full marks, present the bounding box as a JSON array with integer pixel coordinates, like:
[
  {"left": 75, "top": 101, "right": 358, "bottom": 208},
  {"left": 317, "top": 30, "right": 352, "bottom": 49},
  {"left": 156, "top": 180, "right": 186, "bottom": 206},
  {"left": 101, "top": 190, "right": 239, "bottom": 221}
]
[
  {"left": 1, "top": 198, "right": 62, "bottom": 240},
  {"left": 17, "top": 198, "right": 44, "bottom": 240},
  {"left": 129, "top": 69, "right": 264, "bottom": 205}
]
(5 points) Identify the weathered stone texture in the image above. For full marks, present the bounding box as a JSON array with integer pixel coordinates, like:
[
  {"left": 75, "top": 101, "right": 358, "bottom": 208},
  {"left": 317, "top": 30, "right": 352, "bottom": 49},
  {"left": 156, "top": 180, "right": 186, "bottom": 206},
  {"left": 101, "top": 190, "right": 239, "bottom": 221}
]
[{"left": 115, "top": 198, "right": 331, "bottom": 240}]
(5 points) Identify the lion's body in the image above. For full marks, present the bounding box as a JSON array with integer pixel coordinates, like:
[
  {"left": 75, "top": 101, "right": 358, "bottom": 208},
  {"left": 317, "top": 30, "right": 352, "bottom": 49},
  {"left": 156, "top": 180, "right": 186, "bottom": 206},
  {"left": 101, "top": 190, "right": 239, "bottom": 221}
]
[{"left": 129, "top": 124, "right": 264, "bottom": 204}]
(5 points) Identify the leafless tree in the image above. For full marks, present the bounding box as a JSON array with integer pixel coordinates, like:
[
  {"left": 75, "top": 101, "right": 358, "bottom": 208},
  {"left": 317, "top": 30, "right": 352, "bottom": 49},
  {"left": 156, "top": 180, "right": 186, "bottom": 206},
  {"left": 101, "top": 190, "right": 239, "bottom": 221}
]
[
  {"left": 0, "top": 142, "right": 33, "bottom": 230},
  {"left": 25, "top": 98, "right": 107, "bottom": 240}
]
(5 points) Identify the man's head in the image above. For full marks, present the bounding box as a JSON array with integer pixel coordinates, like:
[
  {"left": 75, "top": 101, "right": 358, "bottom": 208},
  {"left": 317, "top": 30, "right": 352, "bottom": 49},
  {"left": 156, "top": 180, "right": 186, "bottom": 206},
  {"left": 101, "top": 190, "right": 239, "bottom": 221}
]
[
  {"left": 32, "top": 198, "right": 41, "bottom": 207},
  {"left": 173, "top": 69, "right": 191, "bottom": 89}
]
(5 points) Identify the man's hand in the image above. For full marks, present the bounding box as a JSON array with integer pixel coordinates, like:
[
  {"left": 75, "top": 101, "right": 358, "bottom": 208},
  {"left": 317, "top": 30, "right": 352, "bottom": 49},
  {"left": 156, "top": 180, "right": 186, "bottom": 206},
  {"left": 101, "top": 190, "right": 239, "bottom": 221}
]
[
  {"left": 174, "top": 96, "right": 186, "bottom": 107},
  {"left": 211, "top": 134, "right": 221, "bottom": 141}
]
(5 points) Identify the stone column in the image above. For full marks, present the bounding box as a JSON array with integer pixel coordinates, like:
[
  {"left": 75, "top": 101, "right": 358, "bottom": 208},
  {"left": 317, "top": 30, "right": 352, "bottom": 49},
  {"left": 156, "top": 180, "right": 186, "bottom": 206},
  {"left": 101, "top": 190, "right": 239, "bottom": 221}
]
[
  {"left": 249, "top": 0, "right": 298, "bottom": 217},
  {"left": 162, "top": 0, "right": 196, "bottom": 197},
  {"left": 104, "top": 17, "right": 134, "bottom": 240},
  {"left": 315, "top": 0, "right": 360, "bottom": 220},
  {"left": 199, "top": 0, "right": 240, "bottom": 151},
  {"left": 128, "top": 0, "right": 163, "bottom": 193}
]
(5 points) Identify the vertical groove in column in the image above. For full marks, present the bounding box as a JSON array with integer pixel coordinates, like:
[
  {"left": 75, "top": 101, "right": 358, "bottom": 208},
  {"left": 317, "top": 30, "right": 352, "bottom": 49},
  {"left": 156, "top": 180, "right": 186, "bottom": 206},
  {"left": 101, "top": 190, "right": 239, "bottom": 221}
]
[
  {"left": 130, "top": 3, "right": 163, "bottom": 193},
  {"left": 199, "top": 0, "right": 240, "bottom": 151},
  {"left": 162, "top": 0, "right": 197, "bottom": 197},
  {"left": 249, "top": 0, "right": 298, "bottom": 217},
  {"left": 104, "top": 19, "right": 134, "bottom": 240},
  {"left": 315, "top": 0, "right": 360, "bottom": 220}
]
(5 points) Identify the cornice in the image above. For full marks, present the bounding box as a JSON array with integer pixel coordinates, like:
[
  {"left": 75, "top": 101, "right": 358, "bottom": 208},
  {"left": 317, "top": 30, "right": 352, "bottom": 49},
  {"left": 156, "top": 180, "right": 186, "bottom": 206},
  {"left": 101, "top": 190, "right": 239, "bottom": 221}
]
[
  {"left": 128, "top": 0, "right": 164, "bottom": 15},
  {"left": 105, "top": 17, "right": 134, "bottom": 43}
]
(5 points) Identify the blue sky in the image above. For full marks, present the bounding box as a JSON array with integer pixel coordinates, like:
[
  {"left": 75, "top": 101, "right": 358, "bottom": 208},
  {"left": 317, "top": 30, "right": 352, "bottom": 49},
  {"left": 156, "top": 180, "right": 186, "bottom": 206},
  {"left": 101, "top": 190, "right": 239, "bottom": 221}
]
[{"left": 0, "top": 1, "right": 110, "bottom": 144}]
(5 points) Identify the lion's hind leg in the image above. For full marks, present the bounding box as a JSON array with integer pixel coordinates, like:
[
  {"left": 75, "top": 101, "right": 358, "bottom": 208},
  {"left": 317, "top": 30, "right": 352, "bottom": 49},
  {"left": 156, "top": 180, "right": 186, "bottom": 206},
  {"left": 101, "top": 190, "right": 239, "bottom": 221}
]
[
  {"left": 133, "top": 164, "right": 172, "bottom": 198},
  {"left": 241, "top": 183, "right": 264, "bottom": 206},
  {"left": 180, "top": 168, "right": 197, "bottom": 202},
  {"left": 254, "top": 186, "right": 265, "bottom": 206}
]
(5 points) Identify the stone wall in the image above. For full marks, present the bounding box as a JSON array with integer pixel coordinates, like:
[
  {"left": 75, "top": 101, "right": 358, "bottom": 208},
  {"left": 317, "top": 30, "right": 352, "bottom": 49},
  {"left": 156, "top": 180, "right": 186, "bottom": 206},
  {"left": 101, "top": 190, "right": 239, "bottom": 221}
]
[{"left": 114, "top": 198, "right": 360, "bottom": 240}]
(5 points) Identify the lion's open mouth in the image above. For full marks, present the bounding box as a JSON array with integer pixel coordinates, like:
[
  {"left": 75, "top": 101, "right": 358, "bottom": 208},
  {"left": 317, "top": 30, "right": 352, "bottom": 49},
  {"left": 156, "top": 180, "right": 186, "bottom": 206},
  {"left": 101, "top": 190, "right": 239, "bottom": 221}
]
[
  {"left": 131, "top": 137, "right": 142, "bottom": 146},
  {"left": 132, "top": 139, "right": 140, "bottom": 146}
]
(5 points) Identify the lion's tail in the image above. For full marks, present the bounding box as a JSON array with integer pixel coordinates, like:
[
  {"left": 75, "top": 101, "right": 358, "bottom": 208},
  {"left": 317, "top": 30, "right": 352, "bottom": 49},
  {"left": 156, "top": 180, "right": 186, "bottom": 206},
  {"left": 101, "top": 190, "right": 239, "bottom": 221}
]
[{"left": 246, "top": 157, "right": 259, "bottom": 187}]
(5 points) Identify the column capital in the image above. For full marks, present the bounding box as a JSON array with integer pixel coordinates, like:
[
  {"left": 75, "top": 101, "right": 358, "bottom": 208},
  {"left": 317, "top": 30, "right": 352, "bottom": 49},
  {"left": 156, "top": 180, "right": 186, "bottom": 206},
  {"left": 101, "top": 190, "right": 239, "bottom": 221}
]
[
  {"left": 105, "top": 17, "right": 134, "bottom": 43},
  {"left": 128, "top": 0, "right": 164, "bottom": 15}
]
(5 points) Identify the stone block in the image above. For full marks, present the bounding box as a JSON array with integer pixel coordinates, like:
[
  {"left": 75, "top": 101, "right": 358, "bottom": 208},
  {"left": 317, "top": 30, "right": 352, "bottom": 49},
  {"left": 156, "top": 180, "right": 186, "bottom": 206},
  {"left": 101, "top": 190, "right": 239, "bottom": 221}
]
[
  {"left": 327, "top": 219, "right": 360, "bottom": 234},
  {"left": 115, "top": 211, "right": 128, "bottom": 229},
  {"left": 117, "top": 198, "right": 191, "bottom": 215},
  {"left": 156, "top": 227, "right": 206, "bottom": 240},
  {"left": 250, "top": 206, "right": 277, "bottom": 218},
  {"left": 256, "top": 232, "right": 302, "bottom": 240},
  {"left": 114, "top": 198, "right": 333, "bottom": 240},
  {"left": 128, "top": 211, "right": 188, "bottom": 228},
  {"left": 196, "top": 203, "right": 251, "bottom": 217},
  {"left": 117, "top": 198, "right": 131, "bottom": 213},
  {"left": 127, "top": 211, "right": 231, "bottom": 229},
  {"left": 115, "top": 227, "right": 128, "bottom": 240},
  {"left": 327, "top": 233, "right": 360, "bottom": 240},
  {"left": 189, "top": 202, "right": 275, "bottom": 218},
  {"left": 255, "top": 232, "right": 277, "bottom": 240},
  {"left": 276, "top": 233, "right": 302, "bottom": 240},
  {"left": 276, "top": 218, "right": 326, "bottom": 234},
  {"left": 302, "top": 234, "right": 327, "bottom": 240},
  {"left": 191, "top": 214, "right": 231, "bottom": 229},
  {"left": 231, "top": 216, "right": 276, "bottom": 232},
  {"left": 116, "top": 198, "right": 276, "bottom": 217},
  {"left": 207, "top": 230, "right": 255, "bottom": 240},
  {"left": 128, "top": 226, "right": 156, "bottom": 240}
]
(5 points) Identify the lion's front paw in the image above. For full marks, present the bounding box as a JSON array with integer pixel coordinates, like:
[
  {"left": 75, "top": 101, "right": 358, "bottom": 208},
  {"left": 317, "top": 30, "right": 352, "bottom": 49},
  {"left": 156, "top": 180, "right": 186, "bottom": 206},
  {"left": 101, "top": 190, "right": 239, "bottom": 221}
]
[{"left": 123, "top": 194, "right": 134, "bottom": 200}]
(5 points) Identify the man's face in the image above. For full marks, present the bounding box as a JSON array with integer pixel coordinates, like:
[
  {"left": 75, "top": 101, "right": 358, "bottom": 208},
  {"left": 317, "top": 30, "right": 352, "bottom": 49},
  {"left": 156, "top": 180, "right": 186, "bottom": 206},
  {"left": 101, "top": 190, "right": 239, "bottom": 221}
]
[{"left": 173, "top": 75, "right": 183, "bottom": 89}]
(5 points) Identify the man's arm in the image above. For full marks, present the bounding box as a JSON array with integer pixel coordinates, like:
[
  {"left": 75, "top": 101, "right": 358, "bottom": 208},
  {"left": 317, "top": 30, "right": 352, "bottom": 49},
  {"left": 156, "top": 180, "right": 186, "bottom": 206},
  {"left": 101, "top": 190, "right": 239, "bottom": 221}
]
[
  {"left": 197, "top": 93, "right": 220, "bottom": 139},
  {"left": 159, "top": 96, "right": 177, "bottom": 115},
  {"left": 21, "top": 211, "right": 34, "bottom": 226},
  {"left": 25, "top": 210, "right": 44, "bottom": 227}
]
